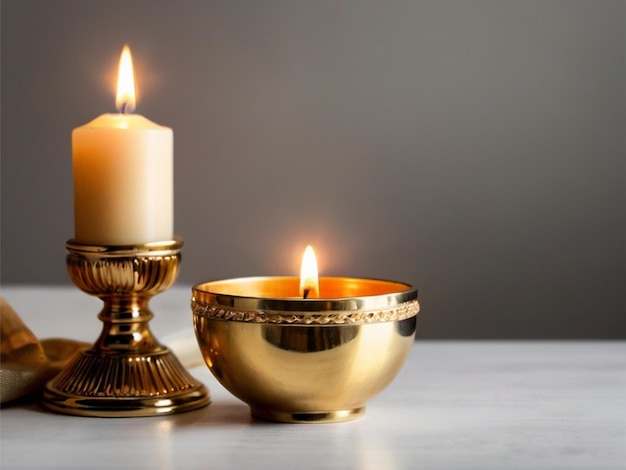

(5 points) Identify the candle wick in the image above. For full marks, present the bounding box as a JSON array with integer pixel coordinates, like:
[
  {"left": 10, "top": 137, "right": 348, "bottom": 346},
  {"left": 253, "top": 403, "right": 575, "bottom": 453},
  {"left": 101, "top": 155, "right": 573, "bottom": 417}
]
[
  {"left": 303, "top": 288, "right": 310, "bottom": 299},
  {"left": 120, "top": 102, "right": 128, "bottom": 115}
]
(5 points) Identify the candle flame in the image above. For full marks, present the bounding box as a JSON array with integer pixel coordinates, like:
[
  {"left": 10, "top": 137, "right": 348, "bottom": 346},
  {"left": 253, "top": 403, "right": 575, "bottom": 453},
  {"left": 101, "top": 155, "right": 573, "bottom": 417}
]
[
  {"left": 116, "top": 45, "right": 136, "bottom": 114},
  {"left": 299, "top": 245, "right": 319, "bottom": 299}
]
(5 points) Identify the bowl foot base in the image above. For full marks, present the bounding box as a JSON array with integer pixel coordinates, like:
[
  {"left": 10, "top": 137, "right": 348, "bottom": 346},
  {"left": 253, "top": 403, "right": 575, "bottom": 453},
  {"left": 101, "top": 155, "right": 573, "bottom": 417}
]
[{"left": 251, "top": 406, "right": 365, "bottom": 423}]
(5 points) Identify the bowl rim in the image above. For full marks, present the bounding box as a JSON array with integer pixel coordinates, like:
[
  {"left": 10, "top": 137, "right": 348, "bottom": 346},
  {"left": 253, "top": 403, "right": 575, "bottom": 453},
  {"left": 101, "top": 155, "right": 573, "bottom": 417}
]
[{"left": 192, "top": 276, "right": 418, "bottom": 313}]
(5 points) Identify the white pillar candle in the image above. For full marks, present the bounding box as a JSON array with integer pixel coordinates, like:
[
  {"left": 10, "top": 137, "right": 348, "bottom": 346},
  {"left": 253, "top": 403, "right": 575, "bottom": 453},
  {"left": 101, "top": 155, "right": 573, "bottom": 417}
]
[{"left": 72, "top": 46, "right": 173, "bottom": 246}]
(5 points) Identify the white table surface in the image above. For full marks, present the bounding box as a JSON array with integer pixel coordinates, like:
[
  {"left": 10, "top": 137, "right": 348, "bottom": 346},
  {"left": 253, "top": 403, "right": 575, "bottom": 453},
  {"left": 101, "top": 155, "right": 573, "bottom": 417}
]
[{"left": 1, "top": 286, "right": 625, "bottom": 470}]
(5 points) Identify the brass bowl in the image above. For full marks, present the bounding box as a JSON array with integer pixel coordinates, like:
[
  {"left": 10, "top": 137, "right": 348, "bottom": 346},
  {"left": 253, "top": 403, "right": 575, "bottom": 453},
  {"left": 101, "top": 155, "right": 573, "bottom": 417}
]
[{"left": 192, "top": 276, "right": 420, "bottom": 423}]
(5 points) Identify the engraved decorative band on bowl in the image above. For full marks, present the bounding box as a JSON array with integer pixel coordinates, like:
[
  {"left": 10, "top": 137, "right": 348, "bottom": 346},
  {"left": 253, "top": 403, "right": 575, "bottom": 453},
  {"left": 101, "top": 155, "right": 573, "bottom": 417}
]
[{"left": 191, "top": 298, "right": 420, "bottom": 325}]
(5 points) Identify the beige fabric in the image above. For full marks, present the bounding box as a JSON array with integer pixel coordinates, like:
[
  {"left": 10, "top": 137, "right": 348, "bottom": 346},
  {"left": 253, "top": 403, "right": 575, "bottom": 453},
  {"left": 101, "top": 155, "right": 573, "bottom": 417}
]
[{"left": 0, "top": 297, "right": 88, "bottom": 404}]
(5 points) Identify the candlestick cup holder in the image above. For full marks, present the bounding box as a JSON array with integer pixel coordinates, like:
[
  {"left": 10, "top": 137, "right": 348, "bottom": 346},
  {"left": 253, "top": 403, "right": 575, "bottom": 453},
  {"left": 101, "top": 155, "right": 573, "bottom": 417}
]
[{"left": 42, "top": 239, "right": 210, "bottom": 417}]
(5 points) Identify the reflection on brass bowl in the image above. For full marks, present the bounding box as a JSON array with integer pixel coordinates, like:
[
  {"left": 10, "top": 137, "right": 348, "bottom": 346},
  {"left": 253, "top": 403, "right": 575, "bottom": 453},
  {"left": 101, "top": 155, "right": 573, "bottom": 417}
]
[{"left": 191, "top": 276, "right": 420, "bottom": 423}]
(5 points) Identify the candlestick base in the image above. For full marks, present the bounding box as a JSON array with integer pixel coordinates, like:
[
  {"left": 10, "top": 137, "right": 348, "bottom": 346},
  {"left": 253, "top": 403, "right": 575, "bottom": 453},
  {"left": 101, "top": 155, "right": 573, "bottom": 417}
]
[{"left": 42, "top": 239, "right": 210, "bottom": 417}]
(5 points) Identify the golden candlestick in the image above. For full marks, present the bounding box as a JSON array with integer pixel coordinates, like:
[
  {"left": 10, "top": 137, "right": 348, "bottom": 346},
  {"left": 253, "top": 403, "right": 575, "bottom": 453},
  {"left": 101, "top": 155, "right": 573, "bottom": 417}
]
[{"left": 42, "top": 239, "right": 209, "bottom": 417}]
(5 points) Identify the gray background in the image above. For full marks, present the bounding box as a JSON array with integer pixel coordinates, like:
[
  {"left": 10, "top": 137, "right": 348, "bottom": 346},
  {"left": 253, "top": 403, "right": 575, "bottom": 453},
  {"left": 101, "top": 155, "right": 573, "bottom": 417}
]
[{"left": 2, "top": 0, "right": 624, "bottom": 339}]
